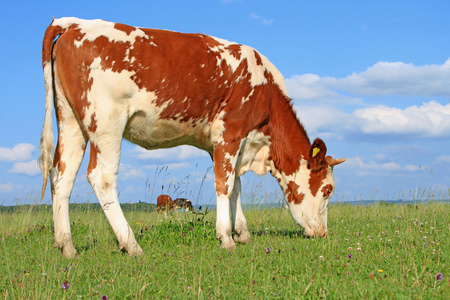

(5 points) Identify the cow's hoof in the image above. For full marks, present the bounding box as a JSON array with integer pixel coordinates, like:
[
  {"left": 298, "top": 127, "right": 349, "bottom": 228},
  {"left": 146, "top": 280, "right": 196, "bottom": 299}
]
[
  {"left": 233, "top": 230, "right": 251, "bottom": 244},
  {"left": 220, "top": 238, "right": 236, "bottom": 250},
  {"left": 61, "top": 245, "right": 78, "bottom": 259},
  {"left": 122, "top": 243, "right": 144, "bottom": 256}
]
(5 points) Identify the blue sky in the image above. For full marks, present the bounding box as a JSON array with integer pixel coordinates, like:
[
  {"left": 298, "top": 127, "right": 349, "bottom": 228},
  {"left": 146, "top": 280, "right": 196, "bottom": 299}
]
[{"left": 1, "top": 0, "right": 449, "bottom": 206}]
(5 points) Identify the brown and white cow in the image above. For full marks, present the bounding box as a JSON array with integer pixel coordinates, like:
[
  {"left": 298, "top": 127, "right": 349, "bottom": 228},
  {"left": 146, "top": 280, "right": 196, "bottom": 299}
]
[
  {"left": 38, "top": 17, "right": 345, "bottom": 258},
  {"left": 156, "top": 194, "right": 173, "bottom": 213}
]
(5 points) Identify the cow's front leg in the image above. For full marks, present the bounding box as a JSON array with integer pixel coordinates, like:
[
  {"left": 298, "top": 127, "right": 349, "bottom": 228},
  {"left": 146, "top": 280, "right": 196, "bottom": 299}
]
[
  {"left": 230, "top": 176, "right": 251, "bottom": 244},
  {"left": 216, "top": 193, "right": 235, "bottom": 249}
]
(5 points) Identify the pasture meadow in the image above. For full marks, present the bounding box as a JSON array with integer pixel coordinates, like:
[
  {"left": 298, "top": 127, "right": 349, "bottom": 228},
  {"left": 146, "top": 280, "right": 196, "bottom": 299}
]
[{"left": 0, "top": 200, "right": 448, "bottom": 299}]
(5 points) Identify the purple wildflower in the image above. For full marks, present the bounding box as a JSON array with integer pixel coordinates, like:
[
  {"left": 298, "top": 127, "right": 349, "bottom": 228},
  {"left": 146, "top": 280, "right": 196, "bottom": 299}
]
[
  {"left": 190, "top": 227, "right": 194, "bottom": 232},
  {"left": 62, "top": 280, "right": 70, "bottom": 290},
  {"left": 265, "top": 247, "right": 271, "bottom": 254},
  {"left": 164, "top": 252, "right": 167, "bottom": 257},
  {"left": 435, "top": 272, "right": 443, "bottom": 281},
  {"left": 101, "top": 295, "right": 108, "bottom": 300},
  {"left": 347, "top": 254, "right": 353, "bottom": 259}
]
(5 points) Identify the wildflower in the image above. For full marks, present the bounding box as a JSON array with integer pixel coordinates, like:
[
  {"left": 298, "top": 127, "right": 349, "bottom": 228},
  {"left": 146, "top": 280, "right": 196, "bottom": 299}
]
[
  {"left": 347, "top": 254, "right": 353, "bottom": 259},
  {"left": 187, "top": 286, "right": 193, "bottom": 290},
  {"left": 101, "top": 296, "right": 108, "bottom": 300},
  {"left": 348, "top": 247, "right": 352, "bottom": 251},
  {"left": 164, "top": 252, "right": 167, "bottom": 257},
  {"left": 357, "top": 247, "right": 361, "bottom": 251},
  {"left": 62, "top": 280, "right": 70, "bottom": 290},
  {"left": 319, "top": 255, "right": 325, "bottom": 261},
  {"left": 265, "top": 247, "right": 271, "bottom": 254},
  {"left": 274, "top": 292, "right": 278, "bottom": 296},
  {"left": 190, "top": 227, "right": 193, "bottom": 232},
  {"left": 378, "top": 269, "right": 383, "bottom": 273},
  {"left": 435, "top": 272, "right": 443, "bottom": 281}
]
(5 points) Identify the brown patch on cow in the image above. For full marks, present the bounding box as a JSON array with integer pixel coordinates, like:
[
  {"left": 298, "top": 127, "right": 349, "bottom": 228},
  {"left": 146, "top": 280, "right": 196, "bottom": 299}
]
[
  {"left": 309, "top": 166, "right": 328, "bottom": 197},
  {"left": 114, "top": 22, "right": 136, "bottom": 35},
  {"left": 52, "top": 104, "right": 66, "bottom": 175},
  {"left": 260, "top": 87, "right": 311, "bottom": 176},
  {"left": 53, "top": 139, "right": 66, "bottom": 175},
  {"left": 54, "top": 28, "right": 94, "bottom": 121},
  {"left": 88, "top": 113, "right": 97, "bottom": 132},
  {"left": 286, "top": 181, "right": 304, "bottom": 204},
  {"left": 42, "top": 22, "right": 64, "bottom": 65},
  {"left": 321, "top": 184, "right": 333, "bottom": 198},
  {"left": 213, "top": 142, "right": 239, "bottom": 196},
  {"left": 87, "top": 143, "right": 101, "bottom": 175},
  {"left": 253, "top": 50, "right": 263, "bottom": 66},
  {"left": 226, "top": 44, "right": 242, "bottom": 60}
]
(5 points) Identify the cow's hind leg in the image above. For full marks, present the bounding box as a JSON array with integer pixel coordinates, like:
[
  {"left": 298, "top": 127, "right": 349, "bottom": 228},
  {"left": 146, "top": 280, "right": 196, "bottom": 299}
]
[
  {"left": 230, "top": 176, "right": 251, "bottom": 244},
  {"left": 86, "top": 127, "right": 143, "bottom": 256},
  {"left": 51, "top": 104, "right": 87, "bottom": 258}
]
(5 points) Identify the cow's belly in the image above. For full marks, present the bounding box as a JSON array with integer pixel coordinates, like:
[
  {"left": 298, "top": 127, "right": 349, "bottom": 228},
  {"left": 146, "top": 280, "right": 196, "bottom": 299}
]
[{"left": 123, "top": 111, "right": 213, "bottom": 152}]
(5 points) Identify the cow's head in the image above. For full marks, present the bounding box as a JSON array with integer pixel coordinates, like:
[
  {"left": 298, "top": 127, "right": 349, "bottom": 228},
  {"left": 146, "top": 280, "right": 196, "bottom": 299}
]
[{"left": 274, "top": 138, "right": 345, "bottom": 237}]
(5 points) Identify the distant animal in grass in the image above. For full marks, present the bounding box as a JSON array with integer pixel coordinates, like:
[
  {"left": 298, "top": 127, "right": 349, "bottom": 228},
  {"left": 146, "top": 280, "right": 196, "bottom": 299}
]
[
  {"left": 173, "top": 198, "right": 194, "bottom": 212},
  {"left": 156, "top": 194, "right": 173, "bottom": 213}
]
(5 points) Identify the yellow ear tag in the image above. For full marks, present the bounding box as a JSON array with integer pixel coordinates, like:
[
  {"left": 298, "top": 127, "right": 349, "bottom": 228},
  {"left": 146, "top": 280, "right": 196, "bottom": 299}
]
[{"left": 312, "top": 147, "right": 320, "bottom": 157}]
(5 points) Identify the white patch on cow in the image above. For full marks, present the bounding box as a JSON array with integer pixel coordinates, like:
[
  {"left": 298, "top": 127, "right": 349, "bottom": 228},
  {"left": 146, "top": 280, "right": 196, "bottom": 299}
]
[
  {"left": 210, "top": 110, "right": 226, "bottom": 145},
  {"left": 53, "top": 17, "right": 147, "bottom": 48},
  {"left": 206, "top": 35, "right": 289, "bottom": 99},
  {"left": 235, "top": 130, "right": 272, "bottom": 176},
  {"left": 215, "top": 193, "right": 235, "bottom": 248},
  {"left": 258, "top": 53, "right": 289, "bottom": 97}
]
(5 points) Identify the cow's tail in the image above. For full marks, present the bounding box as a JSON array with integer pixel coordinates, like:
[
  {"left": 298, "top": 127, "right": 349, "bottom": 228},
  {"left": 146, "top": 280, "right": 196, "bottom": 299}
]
[{"left": 38, "top": 18, "right": 69, "bottom": 203}]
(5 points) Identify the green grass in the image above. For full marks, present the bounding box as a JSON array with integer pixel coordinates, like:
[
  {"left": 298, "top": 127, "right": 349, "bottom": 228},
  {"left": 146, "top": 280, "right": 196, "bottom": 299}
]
[{"left": 1, "top": 202, "right": 448, "bottom": 299}]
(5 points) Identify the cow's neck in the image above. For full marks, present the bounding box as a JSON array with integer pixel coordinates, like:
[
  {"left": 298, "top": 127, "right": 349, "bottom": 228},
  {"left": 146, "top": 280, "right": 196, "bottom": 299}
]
[{"left": 263, "top": 92, "right": 311, "bottom": 177}]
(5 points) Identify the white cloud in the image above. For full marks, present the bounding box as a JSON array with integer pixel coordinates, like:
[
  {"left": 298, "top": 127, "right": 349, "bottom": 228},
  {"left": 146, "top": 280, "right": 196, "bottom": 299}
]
[
  {"left": 436, "top": 155, "right": 450, "bottom": 164},
  {"left": 250, "top": 13, "right": 274, "bottom": 25},
  {"left": 343, "top": 157, "right": 419, "bottom": 175},
  {"left": 119, "top": 164, "right": 146, "bottom": 180},
  {"left": 286, "top": 59, "right": 450, "bottom": 101},
  {"left": 337, "top": 59, "right": 450, "bottom": 97},
  {"left": 353, "top": 101, "right": 450, "bottom": 138},
  {"left": 296, "top": 100, "right": 450, "bottom": 139},
  {"left": 286, "top": 74, "right": 353, "bottom": 102},
  {"left": 0, "top": 183, "right": 14, "bottom": 192},
  {"left": 295, "top": 105, "right": 354, "bottom": 137},
  {"left": 131, "top": 145, "right": 209, "bottom": 161},
  {"left": 9, "top": 160, "right": 41, "bottom": 176},
  {"left": 0, "top": 143, "right": 35, "bottom": 162}
]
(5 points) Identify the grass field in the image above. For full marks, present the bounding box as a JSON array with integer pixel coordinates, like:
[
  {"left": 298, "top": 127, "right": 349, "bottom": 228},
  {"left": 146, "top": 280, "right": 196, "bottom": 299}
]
[{"left": 0, "top": 201, "right": 448, "bottom": 299}]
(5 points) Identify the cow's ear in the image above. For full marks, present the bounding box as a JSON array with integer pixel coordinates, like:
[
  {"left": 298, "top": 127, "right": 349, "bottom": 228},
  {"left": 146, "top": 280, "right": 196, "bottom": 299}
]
[{"left": 308, "top": 138, "right": 327, "bottom": 171}]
